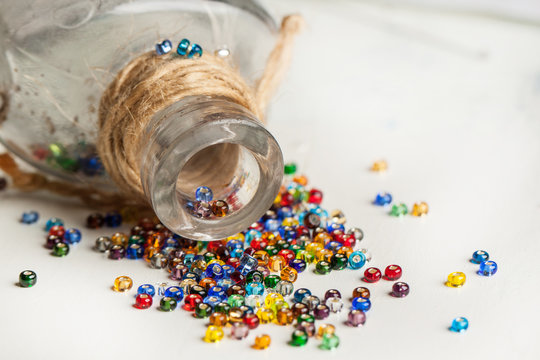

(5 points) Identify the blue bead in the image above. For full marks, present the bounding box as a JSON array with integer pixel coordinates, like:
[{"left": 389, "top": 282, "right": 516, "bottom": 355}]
[
  {"left": 165, "top": 286, "right": 184, "bottom": 301},
  {"left": 293, "top": 288, "right": 311, "bottom": 303},
  {"left": 246, "top": 282, "right": 264, "bottom": 296},
  {"left": 277, "top": 206, "right": 293, "bottom": 219},
  {"left": 126, "top": 244, "right": 143, "bottom": 259},
  {"left": 63, "top": 228, "right": 82, "bottom": 244},
  {"left": 327, "top": 222, "right": 345, "bottom": 233},
  {"left": 374, "top": 192, "right": 392, "bottom": 206},
  {"left": 45, "top": 217, "right": 64, "bottom": 231},
  {"left": 155, "top": 39, "right": 172, "bottom": 55},
  {"left": 21, "top": 211, "right": 39, "bottom": 224},
  {"left": 237, "top": 254, "right": 258, "bottom": 275},
  {"left": 325, "top": 241, "right": 342, "bottom": 252},
  {"left": 348, "top": 251, "right": 366, "bottom": 270},
  {"left": 221, "top": 265, "right": 235, "bottom": 278},
  {"left": 203, "top": 295, "right": 221, "bottom": 307},
  {"left": 264, "top": 219, "right": 280, "bottom": 232},
  {"left": 478, "top": 261, "right": 497, "bottom": 276},
  {"left": 137, "top": 284, "right": 156, "bottom": 297},
  {"left": 188, "top": 43, "right": 203, "bottom": 58},
  {"left": 217, "top": 278, "right": 234, "bottom": 290},
  {"left": 104, "top": 212, "right": 122, "bottom": 227},
  {"left": 230, "top": 248, "right": 244, "bottom": 258},
  {"left": 195, "top": 186, "right": 213, "bottom": 202},
  {"left": 450, "top": 317, "right": 469, "bottom": 332},
  {"left": 244, "top": 229, "right": 261, "bottom": 245},
  {"left": 205, "top": 263, "right": 224, "bottom": 279},
  {"left": 80, "top": 155, "right": 103, "bottom": 176},
  {"left": 226, "top": 239, "right": 243, "bottom": 251},
  {"left": 208, "top": 286, "right": 226, "bottom": 299},
  {"left": 470, "top": 250, "right": 489, "bottom": 264},
  {"left": 177, "top": 38, "right": 190, "bottom": 56},
  {"left": 290, "top": 259, "right": 307, "bottom": 273},
  {"left": 184, "top": 253, "right": 195, "bottom": 267},
  {"left": 278, "top": 226, "right": 297, "bottom": 240},
  {"left": 183, "top": 271, "right": 200, "bottom": 282},
  {"left": 352, "top": 297, "right": 371, "bottom": 311}
]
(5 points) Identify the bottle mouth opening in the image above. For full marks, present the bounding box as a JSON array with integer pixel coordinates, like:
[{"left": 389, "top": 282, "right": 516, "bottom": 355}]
[{"left": 141, "top": 96, "right": 283, "bottom": 241}]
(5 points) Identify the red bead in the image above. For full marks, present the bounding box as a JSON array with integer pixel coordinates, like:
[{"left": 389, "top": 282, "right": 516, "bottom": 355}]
[
  {"left": 135, "top": 293, "right": 153, "bottom": 309},
  {"left": 363, "top": 267, "right": 382, "bottom": 283},
  {"left": 296, "top": 226, "right": 310, "bottom": 238},
  {"left": 183, "top": 294, "right": 203, "bottom": 311},
  {"left": 341, "top": 234, "right": 356, "bottom": 248},
  {"left": 308, "top": 188, "right": 323, "bottom": 204},
  {"left": 138, "top": 217, "right": 155, "bottom": 231},
  {"left": 227, "top": 257, "right": 240, "bottom": 268},
  {"left": 230, "top": 271, "right": 246, "bottom": 286},
  {"left": 243, "top": 247, "right": 256, "bottom": 256},
  {"left": 384, "top": 265, "right": 402, "bottom": 281},
  {"left": 48, "top": 225, "right": 65, "bottom": 238},
  {"left": 331, "top": 230, "right": 345, "bottom": 242},
  {"left": 249, "top": 222, "right": 264, "bottom": 232},
  {"left": 280, "top": 192, "right": 294, "bottom": 207},
  {"left": 278, "top": 249, "right": 295, "bottom": 264},
  {"left": 243, "top": 313, "right": 260, "bottom": 329},
  {"left": 207, "top": 241, "right": 224, "bottom": 253},
  {"left": 250, "top": 239, "right": 268, "bottom": 251}
]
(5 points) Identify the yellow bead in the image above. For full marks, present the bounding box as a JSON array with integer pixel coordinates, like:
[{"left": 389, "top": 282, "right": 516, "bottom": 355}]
[
  {"left": 269, "top": 255, "right": 286, "bottom": 272},
  {"left": 315, "top": 248, "right": 333, "bottom": 262},
  {"left": 337, "top": 246, "right": 353, "bottom": 258},
  {"left": 207, "top": 259, "right": 226, "bottom": 266},
  {"left": 264, "top": 292, "right": 284, "bottom": 308},
  {"left": 371, "top": 160, "right": 388, "bottom": 172},
  {"left": 253, "top": 334, "right": 271, "bottom": 350},
  {"left": 111, "top": 232, "right": 128, "bottom": 247},
  {"left": 257, "top": 307, "right": 276, "bottom": 324},
  {"left": 143, "top": 246, "right": 158, "bottom": 262},
  {"left": 253, "top": 250, "right": 270, "bottom": 266},
  {"left": 313, "top": 232, "right": 332, "bottom": 246},
  {"left": 113, "top": 276, "right": 133, "bottom": 292},
  {"left": 282, "top": 217, "right": 299, "bottom": 227},
  {"left": 296, "top": 250, "right": 315, "bottom": 264},
  {"left": 228, "top": 308, "right": 244, "bottom": 323},
  {"left": 306, "top": 242, "right": 324, "bottom": 256},
  {"left": 411, "top": 202, "right": 429, "bottom": 216},
  {"left": 209, "top": 313, "right": 229, "bottom": 327},
  {"left": 203, "top": 325, "right": 224, "bottom": 343},
  {"left": 261, "top": 232, "right": 281, "bottom": 245},
  {"left": 272, "top": 299, "right": 290, "bottom": 313},
  {"left": 226, "top": 233, "right": 245, "bottom": 242},
  {"left": 280, "top": 266, "right": 298, "bottom": 282},
  {"left": 316, "top": 324, "right": 336, "bottom": 339},
  {"left": 446, "top": 272, "right": 466, "bottom": 288}
]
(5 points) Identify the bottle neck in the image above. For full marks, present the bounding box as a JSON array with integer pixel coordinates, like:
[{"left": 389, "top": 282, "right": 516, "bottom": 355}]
[{"left": 139, "top": 95, "right": 283, "bottom": 241}]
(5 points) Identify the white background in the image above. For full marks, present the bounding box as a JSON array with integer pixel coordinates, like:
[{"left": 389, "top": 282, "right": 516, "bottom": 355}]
[{"left": 1, "top": 0, "right": 540, "bottom": 359}]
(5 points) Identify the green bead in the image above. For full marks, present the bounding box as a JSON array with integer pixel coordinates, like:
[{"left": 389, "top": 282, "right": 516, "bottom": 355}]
[
  {"left": 275, "top": 240, "right": 290, "bottom": 251},
  {"left": 19, "top": 270, "right": 37, "bottom": 288},
  {"left": 264, "top": 274, "right": 282, "bottom": 289},
  {"left": 265, "top": 245, "right": 279, "bottom": 256},
  {"left": 331, "top": 253, "right": 348, "bottom": 270},
  {"left": 315, "top": 260, "right": 332, "bottom": 275},
  {"left": 297, "top": 314, "right": 315, "bottom": 324},
  {"left": 204, "top": 252, "right": 217, "bottom": 263},
  {"left": 227, "top": 294, "right": 245, "bottom": 308},
  {"left": 128, "top": 235, "right": 145, "bottom": 246},
  {"left": 214, "top": 302, "right": 231, "bottom": 314},
  {"left": 289, "top": 244, "right": 303, "bottom": 254},
  {"left": 246, "top": 270, "right": 264, "bottom": 284},
  {"left": 53, "top": 242, "right": 70, "bottom": 257},
  {"left": 160, "top": 296, "right": 177, "bottom": 311},
  {"left": 290, "top": 330, "right": 308, "bottom": 346},
  {"left": 48, "top": 143, "right": 66, "bottom": 157},
  {"left": 57, "top": 156, "right": 79, "bottom": 172},
  {"left": 194, "top": 302, "right": 213, "bottom": 318},
  {"left": 284, "top": 162, "right": 297, "bottom": 175},
  {"left": 320, "top": 333, "right": 340, "bottom": 350},
  {"left": 390, "top": 203, "right": 408, "bottom": 217}
]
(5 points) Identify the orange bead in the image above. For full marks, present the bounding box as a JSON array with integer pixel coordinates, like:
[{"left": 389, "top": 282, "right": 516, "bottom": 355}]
[
  {"left": 276, "top": 308, "right": 293, "bottom": 325},
  {"left": 253, "top": 334, "right": 271, "bottom": 350},
  {"left": 209, "top": 312, "right": 229, "bottom": 326},
  {"left": 411, "top": 202, "right": 429, "bottom": 216},
  {"left": 371, "top": 160, "right": 388, "bottom": 172},
  {"left": 292, "top": 175, "right": 308, "bottom": 186},
  {"left": 280, "top": 266, "right": 298, "bottom": 282}
]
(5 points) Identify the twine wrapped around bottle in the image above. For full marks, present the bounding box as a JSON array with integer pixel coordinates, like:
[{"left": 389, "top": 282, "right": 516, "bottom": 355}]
[{"left": 0, "top": 15, "right": 304, "bottom": 208}]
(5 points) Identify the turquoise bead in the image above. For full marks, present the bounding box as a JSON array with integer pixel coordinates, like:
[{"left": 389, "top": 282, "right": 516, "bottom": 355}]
[{"left": 177, "top": 38, "right": 190, "bottom": 56}]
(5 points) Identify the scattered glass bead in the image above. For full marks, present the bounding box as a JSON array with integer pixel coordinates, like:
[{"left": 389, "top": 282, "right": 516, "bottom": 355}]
[
  {"left": 45, "top": 217, "right": 64, "bottom": 231},
  {"left": 203, "top": 325, "right": 224, "bottom": 343},
  {"left": 315, "top": 260, "right": 332, "bottom": 274},
  {"left": 195, "top": 186, "right": 213, "bottom": 202},
  {"left": 257, "top": 308, "right": 275, "bottom": 324},
  {"left": 446, "top": 272, "right": 466, "bottom": 288},
  {"left": 384, "top": 264, "right": 402, "bottom": 281},
  {"left": 450, "top": 317, "right": 469, "bottom": 332},
  {"left": 45, "top": 235, "right": 61, "bottom": 250},
  {"left": 253, "top": 334, "right": 271, "bottom": 350},
  {"left": 160, "top": 296, "right": 178, "bottom": 311},
  {"left": 137, "top": 284, "right": 156, "bottom": 297},
  {"left": 373, "top": 193, "right": 392, "bottom": 206},
  {"left": 371, "top": 160, "right": 387, "bottom": 172},
  {"left": 19, "top": 270, "right": 37, "bottom": 288},
  {"left": 135, "top": 293, "right": 153, "bottom": 309},
  {"left": 320, "top": 333, "right": 340, "bottom": 350},
  {"left": 183, "top": 294, "right": 203, "bottom": 311},
  {"left": 63, "top": 228, "right": 81, "bottom": 244},
  {"left": 275, "top": 280, "right": 294, "bottom": 296},
  {"left": 21, "top": 211, "right": 39, "bottom": 224},
  {"left": 243, "top": 313, "right": 260, "bottom": 329},
  {"left": 316, "top": 324, "right": 336, "bottom": 339},
  {"left": 290, "top": 330, "right": 308, "bottom": 347},
  {"left": 165, "top": 286, "right": 184, "bottom": 301},
  {"left": 276, "top": 308, "right": 294, "bottom": 325},
  {"left": 352, "top": 297, "right": 371, "bottom": 311},
  {"left": 346, "top": 309, "right": 367, "bottom": 327},
  {"left": 391, "top": 282, "right": 410, "bottom": 298},
  {"left": 471, "top": 250, "right": 489, "bottom": 264},
  {"left": 294, "top": 288, "right": 311, "bottom": 303},
  {"left": 195, "top": 302, "right": 213, "bottom": 318},
  {"left": 108, "top": 244, "right": 124, "bottom": 260},
  {"left": 314, "top": 304, "right": 330, "bottom": 320},
  {"left": 230, "top": 322, "right": 249, "bottom": 340},
  {"left": 348, "top": 251, "right": 366, "bottom": 270},
  {"left": 363, "top": 267, "right": 382, "bottom": 283},
  {"left": 325, "top": 297, "right": 344, "bottom": 313},
  {"left": 53, "top": 242, "right": 70, "bottom": 257},
  {"left": 188, "top": 43, "right": 203, "bottom": 58},
  {"left": 281, "top": 266, "right": 298, "bottom": 282},
  {"left": 126, "top": 244, "right": 143, "bottom": 259},
  {"left": 411, "top": 202, "right": 429, "bottom": 216},
  {"left": 284, "top": 163, "right": 297, "bottom": 175},
  {"left": 104, "top": 212, "right": 122, "bottom": 227},
  {"left": 113, "top": 276, "right": 133, "bottom": 292},
  {"left": 86, "top": 213, "right": 104, "bottom": 229},
  {"left": 155, "top": 39, "right": 172, "bottom": 55},
  {"left": 209, "top": 312, "right": 228, "bottom": 326},
  {"left": 48, "top": 225, "right": 65, "bottom": 238},
  {"left": 177, "top": 38, "right": 190, "bottom": 56},
  {"left": 211, "top": 200, "right": 229, "bottom": 217},
  {"left": 301, "top": 295, "right": 321, "bottom": 312},
  {"left": 478, "top": 261, "right": 497, "bottom": 276},
  {"left": 150, "top": 253, "right": 168, "bottom": 269},
  {"left": 390, "top": 203, "right": 408, "bottom": 216},
  {"left": 352, "top": 287, "right": 370, "bottom": 299},
  {"left": 215, "top": 47, "right": 230, "bottom": 58},
  {"left": 246, "top": 282, "right": 264, "bottom": 296}
]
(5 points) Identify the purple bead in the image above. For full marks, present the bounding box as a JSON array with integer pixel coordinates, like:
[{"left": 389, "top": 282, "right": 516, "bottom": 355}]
[
  {"left": 296, "top": 321, "right": 316, "bottom": 337},
  {"left": 324, "top": 289, "right": 341, "bottom": 300},
  {"left": 45, "top": 235, "right": 61, "bottom": 249},
  {"left": 314, "top": 304, "right": 330, "bottom": 320},
  {"left": 391, "top": 282, "right": 410, "bottom": 298},
  {"left": 230, "top": 322, "right": 249, "bottom": 340},
  {"left": 170, "top": 265, "right": 188, "bottom": 280},
  {"left": 108, "top": 245, "right": 125, "bottom": 260},
  {"left": 346, "top": 309, "right": 367, "bottom": 327},
  {"left": 193, "top": 201, "right": 211, "bottom": 218}
]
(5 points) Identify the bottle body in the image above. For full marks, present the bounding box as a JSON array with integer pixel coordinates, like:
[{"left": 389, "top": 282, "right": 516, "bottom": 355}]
[{"left": 0, "top": 0, "right": 284, "bottom": 239}]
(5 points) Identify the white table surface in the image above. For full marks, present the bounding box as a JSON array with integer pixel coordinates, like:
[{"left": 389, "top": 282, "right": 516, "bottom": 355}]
[{"left": 2, "top": 1, "right": 540, "bottom": 359}]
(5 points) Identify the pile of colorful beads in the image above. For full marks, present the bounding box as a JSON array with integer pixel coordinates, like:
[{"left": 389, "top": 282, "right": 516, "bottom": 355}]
[
  {"left": 373, "top": 192, "right": 428, "bottom": 217},
  {"left": 188, "top": 186, "right": 230, "bottom": 218},
  {"left": 93, "top": 162, "right": 412, "bottom": 349},
  {"left": 41, "top": 217, "right": 82, "bottom": 257}
]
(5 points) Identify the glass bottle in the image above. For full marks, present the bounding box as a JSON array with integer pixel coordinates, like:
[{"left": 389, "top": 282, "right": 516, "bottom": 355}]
[{"left": 0, "top": 0, "right": 285, "bottom": 240}]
